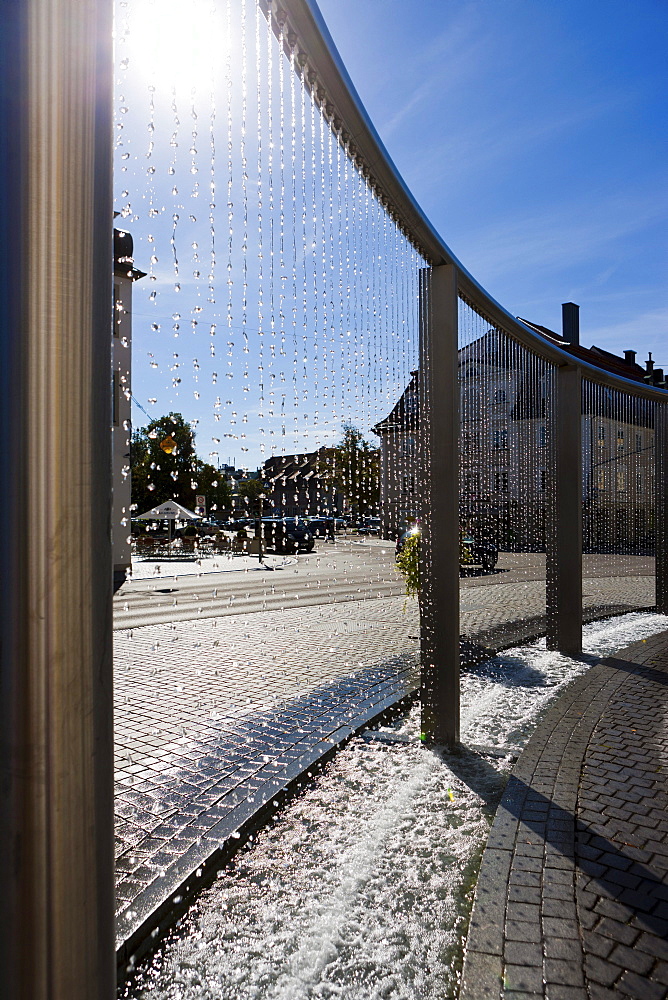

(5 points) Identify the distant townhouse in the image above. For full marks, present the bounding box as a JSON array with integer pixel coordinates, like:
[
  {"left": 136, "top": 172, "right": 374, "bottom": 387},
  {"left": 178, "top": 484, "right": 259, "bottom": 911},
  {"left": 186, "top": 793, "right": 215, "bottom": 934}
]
[{"left": 373, "top": 303, "right": 657, "bottom": 552}]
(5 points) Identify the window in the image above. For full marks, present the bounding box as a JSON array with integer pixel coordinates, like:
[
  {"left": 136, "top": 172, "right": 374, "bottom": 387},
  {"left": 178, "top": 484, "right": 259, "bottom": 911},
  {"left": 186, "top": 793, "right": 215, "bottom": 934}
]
[
  {"left": 538, "top": 425, "right": 546, "bottom": 447},
  {"left": 617, "top": 428, "right": 624, "bottom": 452},
  {"left": 495, "top": 471, "right": 509, "bottom": 492},
  {"left": 539, "top": 469, "right": 547, "bottom": 492},
  {"left": 617, "top": 468, "right": 626, "bottom": 492},
  {"left": 494, "top": 388, "right": 507, "bottom": 404},
  {"left": 493, "top": 428, "right": 508, "bottom": 449},
  {"left": 463, "top": 472, "right": 479, "bottom": 494},
  {"left": 636, "top": 433, "right": 642, "bottom": 452},
  {"left": 598, "top": 425, "right": 605, "bottom": 441}
]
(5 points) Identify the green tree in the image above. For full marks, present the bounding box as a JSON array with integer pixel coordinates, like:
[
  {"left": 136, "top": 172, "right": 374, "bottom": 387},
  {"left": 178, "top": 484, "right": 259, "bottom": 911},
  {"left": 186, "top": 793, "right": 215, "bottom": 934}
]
[
  {"left": 319, "top": 423, "right": 380, "bottom": 520},
  {"left": 131, "top": 412, "right": 231, "bottom": 515},
  {"left": 236, "top": 477, "right": 269, "bottom": 517},
  {"left": 197, "top": 463, "right": 233, "bottom": 517}
]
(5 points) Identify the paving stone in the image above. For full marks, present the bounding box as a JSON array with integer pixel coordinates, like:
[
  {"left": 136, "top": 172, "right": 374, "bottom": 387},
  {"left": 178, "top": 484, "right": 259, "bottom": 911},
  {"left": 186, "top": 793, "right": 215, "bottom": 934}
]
[
  {"left": 508, "top": 884, "right": 542, "bottom": 905},
  {"left": 542, "top": 936, "right": 582, "bottom": 962},
  {"left": 541, "top": 898, "right": 577, "bottom": 921},
  {"left": 593, "top": 897, "right": 634, "bottom": 923},
  {"left": 616, "top": 970, "right": 666, "bottom": 999},
  {"left": 587, "top": 984, "right": 621, "bottom": 1000},
  {"left": 651, "top": 961, "right": 668, "bottom": 986},
  {"left": 581, "top": 930, "right": 614, "bottom": 960},
  {"left": 608, "top": 943, "right": 655, "bottom": 976},
  {"left": 544, "top": 987, "right": 588, "bottom": 1000},
  {"left": 504, "top": 941, "right": 543, "bottom": 967},
  {"left": 460, "top": 951, "right": 503, "bottom": 1000},
  {"left": 541, "top": 884, "right": 573, "bottom": 902},
  {"left": 505, "top": 919, "right": 542, "bottom": 944},
  {"left": 503, "top": 993, "right": 542, "bottom": 1000},
  {"left": 593, "top": 916, "right": 639, "bottom": 946},
  {"left": 542, "top": 916, "right": 579, "bottom": 939},
  {"left": 584, "top": 953, "right": 623, "bottom": 987},
  {"left": 543, "top": 958, "right": 584, "bottom": 986},
  {"left": 636, "top": 932, "right": 668, "bottom": 961},
  {"left": 504, "top": 964, "right": 544, "bottom": 993},
  {"left": 507, "top": 902, "right": 541, "bottom": 924}
]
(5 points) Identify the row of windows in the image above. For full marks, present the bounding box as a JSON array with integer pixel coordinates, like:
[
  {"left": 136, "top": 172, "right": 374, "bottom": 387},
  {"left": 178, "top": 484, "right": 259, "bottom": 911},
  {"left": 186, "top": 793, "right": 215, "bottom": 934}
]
[
  {"left": 597, "top": 427, "right": 647, "bottom": 453},
  {"left": 458, "top": 469, "right": 649, "bottom": 495},
  {"left": 462, "top": 427, "right": 650, "bottom": 452},
  {"left": 462, "top": 427, "right": 546, "bottom": 450}
]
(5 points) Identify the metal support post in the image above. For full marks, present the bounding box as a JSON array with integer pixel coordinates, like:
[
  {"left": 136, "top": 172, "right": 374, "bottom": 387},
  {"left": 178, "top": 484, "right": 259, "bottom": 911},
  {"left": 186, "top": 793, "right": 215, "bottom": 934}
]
[
  {"left": 655, "top": 403, "right": 668, "bottom": 614},
  {"left": 546, "top": 364, "right": 583, "bottom": 654},
  {"left": 0, "top": 1, "right": 115, "bottom": 998},
  {"left": 419, "top": 264, "right": 460, "bottom": 746}
]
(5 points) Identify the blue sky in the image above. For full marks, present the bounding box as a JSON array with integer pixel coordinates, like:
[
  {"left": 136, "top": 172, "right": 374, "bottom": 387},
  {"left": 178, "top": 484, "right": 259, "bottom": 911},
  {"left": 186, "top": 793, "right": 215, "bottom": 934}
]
[
  {"left": 116, "top": 0, "right": 667, "bottom": 471},
  {"left": 317, "top": 0, "right": 667, "bottom": 364}
]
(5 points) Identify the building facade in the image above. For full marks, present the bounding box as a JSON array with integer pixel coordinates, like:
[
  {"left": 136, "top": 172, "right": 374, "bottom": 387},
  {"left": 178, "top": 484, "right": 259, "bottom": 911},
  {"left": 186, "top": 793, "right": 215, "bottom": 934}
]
[{"left": 374, "top": 307, "right": 657, "bottom": 552}]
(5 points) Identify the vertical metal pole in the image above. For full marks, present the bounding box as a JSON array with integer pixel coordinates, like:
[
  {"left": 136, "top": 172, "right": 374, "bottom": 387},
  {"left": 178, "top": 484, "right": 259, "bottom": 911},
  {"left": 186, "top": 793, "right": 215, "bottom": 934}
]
[
  {"left": 0, "top": 1, "right": 115, "bottom": 998},
  {"left": 419, "top": 264, "right": 460, "bottom": 746},
  {"left": 546, "top": 364, "right": 583, "bottom": 654},
  {"left": 655, "top": 402, "right": 668, "bottom": 614}
]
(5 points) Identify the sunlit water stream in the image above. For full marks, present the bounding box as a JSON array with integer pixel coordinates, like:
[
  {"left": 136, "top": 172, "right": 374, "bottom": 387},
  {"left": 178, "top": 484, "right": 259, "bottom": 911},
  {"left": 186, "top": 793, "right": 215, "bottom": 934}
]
[{"left": 120, "top": 612, "right": 667, "bottom": 1000}]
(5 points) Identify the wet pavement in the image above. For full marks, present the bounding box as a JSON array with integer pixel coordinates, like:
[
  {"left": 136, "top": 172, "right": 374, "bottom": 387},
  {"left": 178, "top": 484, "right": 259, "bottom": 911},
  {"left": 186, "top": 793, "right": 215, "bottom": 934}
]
[
  {"left": 114, "top": 595, "right": 419, "bottom": 973},
  {"left": 113, "top": 547, "right": 662, "bottom": 990},
  {"left": 461, "top": 629, "right": 668, "bottom": 1000}
]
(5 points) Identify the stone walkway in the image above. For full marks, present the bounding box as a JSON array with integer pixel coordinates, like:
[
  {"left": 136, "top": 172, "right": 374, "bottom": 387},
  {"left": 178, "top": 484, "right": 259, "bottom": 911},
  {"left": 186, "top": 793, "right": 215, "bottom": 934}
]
[
  {"left": 460, "top": 630, "right": 668, "bottom": 1000},
  {"left": 115, "top": 596, "right": 420, "bottom": 976},
  {"left": 114, "top": 567, "right": 657, "bottom": 980}
]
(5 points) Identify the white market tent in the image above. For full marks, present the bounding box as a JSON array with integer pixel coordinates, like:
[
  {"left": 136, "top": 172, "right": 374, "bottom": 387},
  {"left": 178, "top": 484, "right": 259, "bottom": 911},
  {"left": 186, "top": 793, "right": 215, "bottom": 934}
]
[
  {"left": 135, "top": 500, "right": 202, "bottom": 551},
  {"left": 135, "top": 500, "right": 201, "bottom": 521}
]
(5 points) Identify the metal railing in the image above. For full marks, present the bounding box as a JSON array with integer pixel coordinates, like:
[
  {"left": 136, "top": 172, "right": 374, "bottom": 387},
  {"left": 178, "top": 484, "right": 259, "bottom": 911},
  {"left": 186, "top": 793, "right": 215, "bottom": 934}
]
[{"left": 271, "top": 0, "right": 668, "bottom": 746}]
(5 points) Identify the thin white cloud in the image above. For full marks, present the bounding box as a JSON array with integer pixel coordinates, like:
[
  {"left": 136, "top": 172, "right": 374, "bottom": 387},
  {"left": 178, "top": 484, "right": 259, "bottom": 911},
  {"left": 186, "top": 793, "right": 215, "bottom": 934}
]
[
  {"left": 454, "top": 189, "right": 668, "bottom": 284},
  {"left": 585, "top": 306, "right": 668, "bottom": 362}
]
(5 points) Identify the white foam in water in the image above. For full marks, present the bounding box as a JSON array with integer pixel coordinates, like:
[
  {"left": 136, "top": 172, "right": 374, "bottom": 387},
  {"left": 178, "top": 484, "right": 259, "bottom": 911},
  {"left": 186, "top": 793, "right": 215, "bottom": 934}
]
[{"left": 121, "top": 612, "right": 667, "bottom": 1000}]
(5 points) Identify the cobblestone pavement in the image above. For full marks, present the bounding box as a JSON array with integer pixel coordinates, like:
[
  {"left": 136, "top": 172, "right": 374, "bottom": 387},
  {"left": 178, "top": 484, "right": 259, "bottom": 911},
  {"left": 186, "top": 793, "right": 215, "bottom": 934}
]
[
  {"left": 114, "top": 596, "right": 420, "bottom": 969},
  {"left": 460, "top": 629, "right": 668, "bottom": 1000},
  {"left": 114, "top": 563, "right": 656, "bottom": 970}
]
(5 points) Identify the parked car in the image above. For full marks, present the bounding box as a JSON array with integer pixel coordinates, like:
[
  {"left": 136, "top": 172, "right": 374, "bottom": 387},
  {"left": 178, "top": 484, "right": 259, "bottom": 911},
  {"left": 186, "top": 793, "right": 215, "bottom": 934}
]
[
  {"left": 221, "top": 517, "right": 254, "bottom": 531},
  {"left": 195, "top": 519, "right": 221, "bottom": 536},
  {"left": 395, "top": 525, "right": 499, "bottom": 572},
  {"left": 461, "top": 532, "right": 499, "bottom": 571},
  {"left": 258, "top": 517, "right": 315, "bottom": 554},
  {"left": 303, "top": 516, "right": 327, "bottom": 537},
  {"left": 357, "top": 517, "right": 382, "bottom": 536}
]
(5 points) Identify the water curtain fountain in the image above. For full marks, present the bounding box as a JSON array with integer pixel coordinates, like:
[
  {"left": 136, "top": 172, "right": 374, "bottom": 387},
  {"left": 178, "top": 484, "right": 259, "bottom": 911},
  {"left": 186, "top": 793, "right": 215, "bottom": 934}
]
[{"left": 2, "top": 0, "right": 668, "bottom": 997}]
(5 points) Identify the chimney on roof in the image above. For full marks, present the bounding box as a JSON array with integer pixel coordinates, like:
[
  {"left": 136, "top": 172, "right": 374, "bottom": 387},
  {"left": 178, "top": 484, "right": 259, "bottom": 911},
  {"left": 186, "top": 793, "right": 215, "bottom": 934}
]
[
  {"left": 624, "top": 350, "right": 636, "bottom": 366},
  {"left": 652, "top": 369, "right": 664, "bottom": 387},
  {"left": 645, "top": 352, "right": 654, "bottom": 375},
  {"left": 562, "top": 302, "right": 579, "bottom": 346}
]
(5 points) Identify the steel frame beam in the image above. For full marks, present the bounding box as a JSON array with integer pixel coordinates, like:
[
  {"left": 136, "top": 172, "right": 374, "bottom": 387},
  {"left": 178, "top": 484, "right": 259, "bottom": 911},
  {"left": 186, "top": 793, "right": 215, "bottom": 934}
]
[
  {"left": 419, "top": 265, "right": 460, "bottom": 746},
  {"left": 546, "top": 365, "right": 583, "bottom": 655},
  {"left": 656, "top": 404, "right": 668, "bottom": 615}
]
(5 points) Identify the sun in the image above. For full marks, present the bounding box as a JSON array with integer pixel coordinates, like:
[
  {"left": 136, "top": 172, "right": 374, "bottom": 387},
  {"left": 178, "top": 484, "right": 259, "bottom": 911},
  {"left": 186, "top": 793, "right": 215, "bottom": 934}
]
[{"left": 122, "top": 0, "right": 227, "bottom": 96}]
